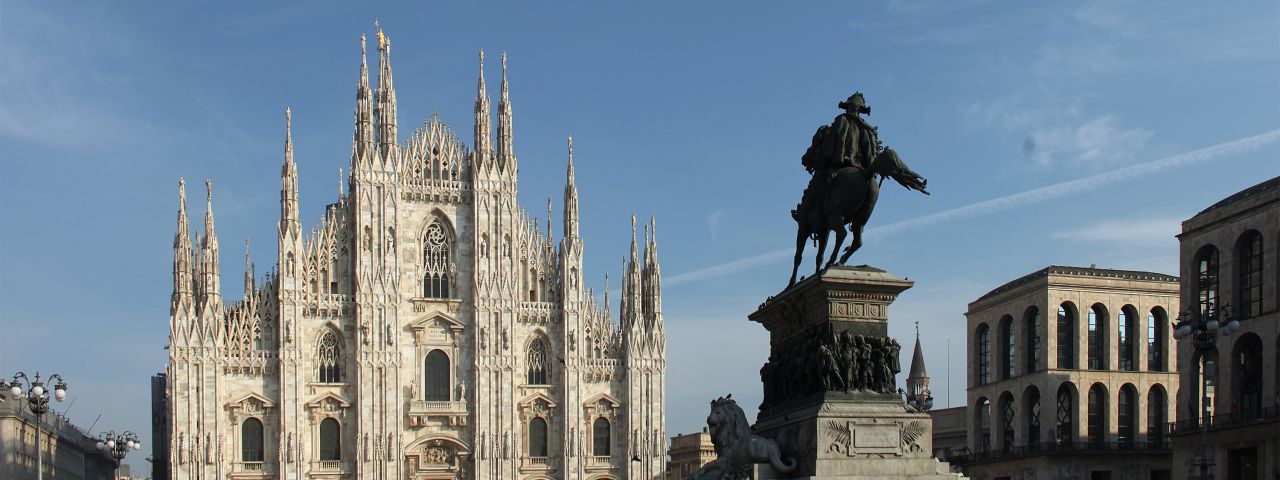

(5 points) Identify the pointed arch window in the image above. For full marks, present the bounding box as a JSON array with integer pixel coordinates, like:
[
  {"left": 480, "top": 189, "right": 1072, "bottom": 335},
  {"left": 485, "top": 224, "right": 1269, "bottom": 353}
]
[
  {"left": 592, "top": 417, "right": 611, "bottom": 456},
  {"left": 528, "top": 417, "right": 548, "bottom": 457},
  {"left": 1237, "top": 232, "right": 1263, "bottom": 318},
  {"left": 1055, "top": 383, "right": 1075, "bottom": 445},
  {"left": 1197, "top": 246, "right": 1220, "bottom": 320},
  {"left": 976, "top": 325, "right": 991, "bottom": 385},
  {"left": 424, "top": 349, "right": 451, "bottom": 401},
  {"left": 317, "top": 330, "right": 342, "bottom": 383},
  {"left": 527, "top": 338, "right": 549, "bottom": 385},
  {"left": 423, "top": 221, "right": 453, "bottom": 299},
  {"left": 1147, "top": 385, "right": 1166, "bottom": 447},
  {"left": 319, "top": 418, "right": 341, "bottom": 461},
  {"left": 1057, "top": 304, "right": 1076, "bottom": 369},
  {"left": 241, "top": 418, "right": 264, "bottom": 462}
]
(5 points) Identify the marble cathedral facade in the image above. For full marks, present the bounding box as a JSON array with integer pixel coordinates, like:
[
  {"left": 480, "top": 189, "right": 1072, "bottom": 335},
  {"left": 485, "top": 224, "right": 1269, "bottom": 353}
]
[{"left": 164, "top": 27, "right": 667, "bottom": 480}]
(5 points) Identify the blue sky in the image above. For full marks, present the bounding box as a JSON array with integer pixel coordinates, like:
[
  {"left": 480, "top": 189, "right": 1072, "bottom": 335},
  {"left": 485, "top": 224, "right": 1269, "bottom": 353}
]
[{"left": 1, "top": 1, "right": 1277, "bottom": 472}]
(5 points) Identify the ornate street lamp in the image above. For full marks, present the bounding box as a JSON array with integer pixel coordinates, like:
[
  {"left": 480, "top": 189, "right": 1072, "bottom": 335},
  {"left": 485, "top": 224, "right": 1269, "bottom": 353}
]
[
  {"left": 3, "top": 372, "right": 68, "bottom": 480},
  {"left": 97, "top": 430, "right": 142, "bottom": 479},
  {"left": 1171, "top": 302, "right": 1239, "bottom": 480}
]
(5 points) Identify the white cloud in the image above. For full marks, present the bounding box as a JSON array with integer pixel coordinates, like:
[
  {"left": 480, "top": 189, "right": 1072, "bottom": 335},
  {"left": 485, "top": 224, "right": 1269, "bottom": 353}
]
[
  {"left": 1028, "top": 115, "right": 1154, "bottom": 168},
  {"left": 706, "top": 209, "right": 727, "bottom": 243},
  {"left": 1050, "top": 216, "right": 1182, "bottom": 246}
]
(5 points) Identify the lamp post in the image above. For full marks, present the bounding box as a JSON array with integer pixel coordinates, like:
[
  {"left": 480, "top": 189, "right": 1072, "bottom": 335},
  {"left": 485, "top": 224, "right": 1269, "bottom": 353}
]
[
  {"left": 4, "top": 372, "right": 68, "bottom": 480},
  {"left": 97, "top": 430, "right": 141, "bottom": 479},
  {"left": 1172, "top": 303, "right": 1239, "bottom": 480}
]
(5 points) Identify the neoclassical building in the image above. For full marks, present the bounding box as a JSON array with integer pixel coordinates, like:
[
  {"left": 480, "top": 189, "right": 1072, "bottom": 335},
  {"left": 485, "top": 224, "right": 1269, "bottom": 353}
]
[
  {"left": 959, "top": 265, "right": 1180, "bottom": 479},
  {"left": 1170, "top": 176, "right": 1279, "bottom": 479},
  {"left": 163, "top": 27, "right": 666, "bottom": 480}
]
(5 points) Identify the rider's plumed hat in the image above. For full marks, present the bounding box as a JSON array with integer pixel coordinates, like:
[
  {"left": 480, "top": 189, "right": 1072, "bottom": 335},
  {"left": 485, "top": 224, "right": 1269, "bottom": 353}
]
[{"left": 838, "top": 91, "right": 871, "bottom": 115}]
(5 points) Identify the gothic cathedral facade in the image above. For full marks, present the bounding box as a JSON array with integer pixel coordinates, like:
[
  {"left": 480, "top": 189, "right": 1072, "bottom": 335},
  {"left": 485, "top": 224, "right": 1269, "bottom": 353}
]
[{"left": 165, "top": 27, "right": 667, "bottom": 480}]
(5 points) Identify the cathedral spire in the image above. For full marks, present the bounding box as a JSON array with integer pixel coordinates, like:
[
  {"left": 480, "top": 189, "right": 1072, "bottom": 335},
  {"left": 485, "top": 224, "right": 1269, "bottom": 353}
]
[
  {"left": 172, "top": 178, "right": 194, "bottom": 314},
  {"left": 562, "top": 136, "right": 579, "bottom": 240},
  {"left": 624, "top": 214, "right": 642, "bottom": 332},
  {"left": 374, "top": 22, "right": 398, "bottom": 166},
  {"left": 642, "top": 215, "right": 663, "bottom": 341},
  {"left": 496, "top": 52, "right": 516, "bottom": 174},
  {"left": 352, "top": 33, "right": 374, "bottom": 172},
  {"left": 198, "top": 178, "right": 221, "bottom": 311},
  {"left": 281, "top": 108, "right": 300, "bottom": 232},
  {"left": 905, "top": 321, "right": 933, "bottom": 411},
  {"left": 243, "top": 237, "right": 255, "bottom": 297},
  {"left": 474, "top": 50, "right": 492, "bottom": 170}
]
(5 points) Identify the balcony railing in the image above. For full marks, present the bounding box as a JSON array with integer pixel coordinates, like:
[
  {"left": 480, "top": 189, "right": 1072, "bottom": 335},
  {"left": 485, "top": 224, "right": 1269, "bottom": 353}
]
[
  {"left": 951, "top": 440, "right": 1171, "bottom": 464},
  {"left": 1168, "top": 405, "right": 1280, "bottom": 435},
  {"left": 242, "top": 462, "right": 264, "bottom": 471},
  {"left": 586, "top": 455, "right": 613, "bottom": 469},
  {"left": 318, "top": 460, "right": 342, "bottom": 470}
]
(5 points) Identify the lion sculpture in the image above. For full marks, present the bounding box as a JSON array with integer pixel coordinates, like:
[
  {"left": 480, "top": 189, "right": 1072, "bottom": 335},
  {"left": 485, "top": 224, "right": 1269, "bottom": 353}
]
[{"left": 690, "top": 395, "right": 797, "bottom": 480}]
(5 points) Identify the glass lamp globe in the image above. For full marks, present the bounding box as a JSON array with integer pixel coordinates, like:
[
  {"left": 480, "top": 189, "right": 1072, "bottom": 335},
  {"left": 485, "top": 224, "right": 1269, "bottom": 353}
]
[
  {"left": 127, "top": 440, "right": 136, "bottom": 449},
  {"left": 8, "top": 385, "right": 20, "bottom": 397},
  {"left": 135, "top": 440, "right": 143, "bottom": 450},
  {"left": 1206, "top": 319, "right": 1219, "bottom": 331},
  {"left": 1227, "top": 320, "right": 1240, "bottom": 333},
  {"left": 107, "top": 440, "right": 116, "bottom": 449},
  {"left": 54, "top": 388, "right": 66, "bottom": 401},
  {"left": 97, "top": 442, "right": 106, "bottom": 451},
  {"left": 31, "top": 385, "right": 44, "bottom": 396}
]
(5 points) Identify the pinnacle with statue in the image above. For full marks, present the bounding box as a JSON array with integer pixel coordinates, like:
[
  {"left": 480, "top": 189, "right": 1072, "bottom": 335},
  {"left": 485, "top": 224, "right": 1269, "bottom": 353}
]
[{"left": 689, "top": 92, "right": 960, "bottom": 479}]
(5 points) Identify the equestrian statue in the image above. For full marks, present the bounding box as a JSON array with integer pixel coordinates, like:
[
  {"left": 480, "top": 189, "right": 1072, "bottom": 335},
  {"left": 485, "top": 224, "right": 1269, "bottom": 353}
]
[{"left": 788, "top": 92, "right": 929, "bottom": 287}]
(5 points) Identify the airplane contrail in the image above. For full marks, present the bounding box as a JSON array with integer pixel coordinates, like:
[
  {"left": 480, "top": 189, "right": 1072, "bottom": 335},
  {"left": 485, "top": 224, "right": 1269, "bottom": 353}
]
[{"left": 666, "top": 129, "right": 1280, "bottom": 286}]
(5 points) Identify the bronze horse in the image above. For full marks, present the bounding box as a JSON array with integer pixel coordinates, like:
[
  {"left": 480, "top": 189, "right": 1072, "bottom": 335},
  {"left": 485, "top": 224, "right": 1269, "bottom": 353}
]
[{"left": 788, "top": 148, "right": 928, "bottom": 287}]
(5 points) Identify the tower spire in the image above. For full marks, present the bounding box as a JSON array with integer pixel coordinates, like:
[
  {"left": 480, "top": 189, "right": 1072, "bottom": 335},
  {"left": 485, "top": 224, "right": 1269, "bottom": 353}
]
[
  {"left": 906, "top": 320, "right": 933, "bottom": 410},
  {"left": 281, "top": 108, "right": 300, "bottom": 229},
  {"left": 244, "top": 237, "right": 254, "bottom": 297},
  {"left": 198, "top": 178, "right": 221, "bottom": 311},
  {"left": 374, "top": 22, "right": 398, "bottom": 165},
  {"left": 496, "top": 52, "right": 516, "bottom": 173},
  {"left": 172, "top": 178, "right": 194, "bottom": 314},
  {"left": 563, "top": 135, "right": 579, "bottom": 239},
  {"left": 352, "top": 33, "right": 374, "bottom": 172},
  {"left": 474, "top": 50, "right": 492, "bottom": 171}
]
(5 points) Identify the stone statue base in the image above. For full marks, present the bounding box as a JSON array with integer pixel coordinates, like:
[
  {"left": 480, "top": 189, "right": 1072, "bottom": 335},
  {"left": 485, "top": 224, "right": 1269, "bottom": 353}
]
[{"left": 749, "top": 266, "right": 960, "bottom": 479}]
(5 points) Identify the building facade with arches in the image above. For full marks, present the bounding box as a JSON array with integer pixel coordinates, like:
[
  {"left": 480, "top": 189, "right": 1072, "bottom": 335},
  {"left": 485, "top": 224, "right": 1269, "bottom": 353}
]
[
  {"left": 960, "top": 265, "right": 1180, "bottom": 479},
  {"left": 162, "top": 26, "right": 666, "bottom": 480},
  {"left": 1171, "top": 176, "right": 1279, "bottom": 480}
]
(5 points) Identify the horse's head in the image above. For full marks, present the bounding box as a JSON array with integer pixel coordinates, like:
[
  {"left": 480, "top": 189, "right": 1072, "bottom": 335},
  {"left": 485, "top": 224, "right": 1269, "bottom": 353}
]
[{"left": 872, "top": 148, "right": 929, "bottom": 195}]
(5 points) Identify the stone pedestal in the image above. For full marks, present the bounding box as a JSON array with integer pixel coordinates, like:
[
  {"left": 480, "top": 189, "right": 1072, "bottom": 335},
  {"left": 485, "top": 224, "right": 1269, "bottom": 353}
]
[{"left": 748, "top": 266, "right": 959, "bottom": 479}]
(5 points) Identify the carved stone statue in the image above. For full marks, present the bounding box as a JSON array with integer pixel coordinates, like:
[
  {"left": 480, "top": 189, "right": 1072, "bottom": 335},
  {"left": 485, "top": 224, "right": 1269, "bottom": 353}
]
[
  {"left": 789, "top": 92, "right": 929, "bottom": 287},
  {"left": 838, "top": 331, "right": 856, "bottom": 392},
  {"left": 690, "top": 395, "right": 796, "bottom": 480}
]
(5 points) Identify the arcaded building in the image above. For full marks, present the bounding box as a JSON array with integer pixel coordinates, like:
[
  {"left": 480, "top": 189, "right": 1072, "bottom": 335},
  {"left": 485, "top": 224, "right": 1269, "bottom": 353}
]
[
  {"left": 1170, "top": 176, "right": 1279, "bottom": 479},
  {"left": 959, "top": 265, "right": 1180, "bottom": 479}
]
